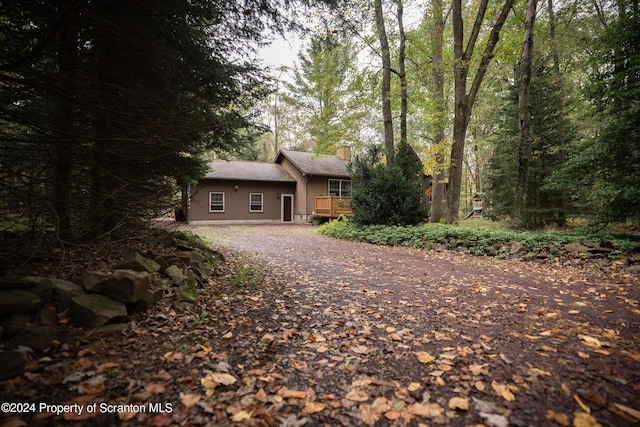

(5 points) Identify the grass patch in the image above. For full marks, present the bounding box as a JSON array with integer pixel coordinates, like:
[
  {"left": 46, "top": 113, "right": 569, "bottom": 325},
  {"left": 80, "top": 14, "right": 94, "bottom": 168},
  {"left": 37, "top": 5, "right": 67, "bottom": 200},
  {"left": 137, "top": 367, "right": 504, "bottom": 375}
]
[
  {"left": 229, "top": 225, "right": 256, "bottom": 233},
  {"left": 229, "top": 253, "right": 263, "bottom": 288}
]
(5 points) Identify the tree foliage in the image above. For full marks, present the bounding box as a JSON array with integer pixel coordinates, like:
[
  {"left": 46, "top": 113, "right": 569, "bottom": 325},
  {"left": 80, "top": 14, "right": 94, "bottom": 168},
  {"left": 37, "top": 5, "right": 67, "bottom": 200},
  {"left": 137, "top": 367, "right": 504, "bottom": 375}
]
[
  {"left": 284, "top": 33, "right": 362, "bottom": 155},
  {"left": 552, "top": 0, "right": 640, "bottom": 225},
  {"left": 446, "top": 0, "right": 517, "bottom": 224},
  {"left": 487, "top": 61, "right": 577, "bottom": 228}
]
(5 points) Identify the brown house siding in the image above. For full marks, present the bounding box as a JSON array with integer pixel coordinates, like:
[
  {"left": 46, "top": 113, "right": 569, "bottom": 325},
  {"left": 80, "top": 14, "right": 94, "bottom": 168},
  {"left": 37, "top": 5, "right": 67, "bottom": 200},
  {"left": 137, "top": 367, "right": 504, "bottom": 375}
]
[
  {"left": 277, "top": 157, "right": 346, "bottom": 221},
  {"left": 187, "top": 179, "right": 296, "bottom": 224},
  {"left": 187, "top": 150, "right": 351, "bottom": 224},
  {"left": 277, "top": 157, "right": 308, "bottom": 220}
]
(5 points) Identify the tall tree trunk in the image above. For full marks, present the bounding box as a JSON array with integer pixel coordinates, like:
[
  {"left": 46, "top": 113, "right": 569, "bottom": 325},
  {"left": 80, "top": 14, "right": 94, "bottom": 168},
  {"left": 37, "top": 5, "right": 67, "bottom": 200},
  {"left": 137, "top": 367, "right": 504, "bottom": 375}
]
[
  {"left": 446, "top": 0, "right": 515, "bottom": 224},
  {"left": 374, "top": 0, "right": 394, "bottom": 164},
  {"left": 53, "top": 0, "right": 79, "bottom": 242},
  {"left": 548, "top": 0, "right": 567, "bottom": 226},
  {"left": 429, "top": 0, "right": 447, "bottom": 223},
  {"left": 396, "top": 0, "right": 407, "bottom": 146},
  {"left": 513, "top": 0, "right": 537, "bottom": 229}
]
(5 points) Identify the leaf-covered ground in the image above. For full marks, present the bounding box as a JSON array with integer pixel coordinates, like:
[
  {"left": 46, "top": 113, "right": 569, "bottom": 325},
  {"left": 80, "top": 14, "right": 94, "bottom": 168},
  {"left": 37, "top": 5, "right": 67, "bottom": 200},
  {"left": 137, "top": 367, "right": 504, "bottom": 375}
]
[{"left": 2, "top": 224, "right": 639, "bottom": 427}]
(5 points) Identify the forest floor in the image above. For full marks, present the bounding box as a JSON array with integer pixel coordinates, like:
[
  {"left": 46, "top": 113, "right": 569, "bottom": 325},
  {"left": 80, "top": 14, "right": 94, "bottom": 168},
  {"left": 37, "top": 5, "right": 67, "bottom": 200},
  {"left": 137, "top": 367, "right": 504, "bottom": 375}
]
[{"left": 2, "top": 224, "right": 640, "bottom": 427}]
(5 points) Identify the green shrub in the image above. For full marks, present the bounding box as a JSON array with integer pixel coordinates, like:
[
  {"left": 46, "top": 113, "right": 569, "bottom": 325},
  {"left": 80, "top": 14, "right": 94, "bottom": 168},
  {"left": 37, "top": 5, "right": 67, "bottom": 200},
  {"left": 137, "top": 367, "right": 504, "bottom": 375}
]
[
  {"left": 318, "top": 219, "right": 636, "bottom": 259},
  {"left": 348, "top": 142, "right": 428, "bottom": 226}
]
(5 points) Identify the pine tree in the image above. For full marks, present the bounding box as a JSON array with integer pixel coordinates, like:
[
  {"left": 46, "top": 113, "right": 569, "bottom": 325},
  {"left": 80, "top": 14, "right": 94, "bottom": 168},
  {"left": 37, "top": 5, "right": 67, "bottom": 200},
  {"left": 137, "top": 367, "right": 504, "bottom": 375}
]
[
  {"left": 487, "top": 61, "right": 575, "bottom": 227},
  {"left": 1, "top": 0, "right": 333, "bottom": 244},
  {"left": 284, "top": 34, "right": 360, "bottom": 155},
  {"left": 557, "top": 0, "right": 640, "bottom": 225}
]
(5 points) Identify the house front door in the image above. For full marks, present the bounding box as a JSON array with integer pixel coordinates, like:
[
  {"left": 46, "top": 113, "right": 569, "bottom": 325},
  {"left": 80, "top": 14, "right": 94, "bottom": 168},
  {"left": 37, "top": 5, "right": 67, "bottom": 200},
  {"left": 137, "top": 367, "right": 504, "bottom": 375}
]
[{"left": 282, "top": 195, "right": 293, "bottom": 223}]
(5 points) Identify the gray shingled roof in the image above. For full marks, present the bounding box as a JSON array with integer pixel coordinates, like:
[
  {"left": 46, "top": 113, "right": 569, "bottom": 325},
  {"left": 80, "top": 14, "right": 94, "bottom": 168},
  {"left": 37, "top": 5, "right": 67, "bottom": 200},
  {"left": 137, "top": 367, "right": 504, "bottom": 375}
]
[
  {"left": 275, "top": 150, "right": 350, "bottom": 178},
  {"left": 204, "top": 159, "right": 296, "bottom": 182}
]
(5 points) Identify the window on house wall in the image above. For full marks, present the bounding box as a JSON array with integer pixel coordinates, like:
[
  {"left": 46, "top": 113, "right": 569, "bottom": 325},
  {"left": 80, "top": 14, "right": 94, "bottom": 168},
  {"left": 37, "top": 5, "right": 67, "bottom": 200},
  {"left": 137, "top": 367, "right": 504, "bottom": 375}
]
[
  {"left": 249, "top": 193, "right": 263, "bottom": 212},
  {"left": 329, "top": 179, "right": 351, "bottom": 197},
  {"left": 209, "top": 192, "right": 224, "bottom": 212}
]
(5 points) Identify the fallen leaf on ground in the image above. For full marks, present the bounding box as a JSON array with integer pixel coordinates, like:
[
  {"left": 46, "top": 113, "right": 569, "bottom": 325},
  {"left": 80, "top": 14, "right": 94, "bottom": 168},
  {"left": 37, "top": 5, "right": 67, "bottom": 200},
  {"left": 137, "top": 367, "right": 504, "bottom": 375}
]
[
  {"left": 201, "top": 372, "right": 237, "bottom": 396},
  {"left": 409, "top": 402, "right": 443, "bottom": 418},
  {"left": 291, "top": 359, "right": 308, "bottom": 369},
  {"left": 198, "top": 343, "right": 213, "bottom": 352},
  {"left": 469, "top": 363, "right": 488, "bottom": 375},
  {"left": 360, "top": 397, "right": 392, "bottom": 426},
  {"left": 578, "top": 335, "right": 604, "bottom": 348},
  {"left": 351, "top": 344, "right": 369, "bottom": 354},
  {"left": 163, "top": 351, "right": 183, "bottom": 362},
  {"left": 77, "top": 347, "right": 95, "bottom": 357},
  {"left": 573, "top": 394, "right": 591, "bottom": 414},
  {"left": 492, "top": 380, "right": 516, "bottom": 401},
  {"left": 22, "top": 372, "right": 39, "bottom": 381},
  {"left": 255, "top": 388, "right": 267, "bottom": 400},
  {"left": 413, "top": 351, "right": 435, "bottom": 364},
  {"left": 384, "top": 409, "right": 401, "bottom": 420},
  {"left": 611, "top": 403, "right": 640, "bottom": 421},
  {"left": 280, "top": 414, "right": 309, "bottom": 426},
  {"left": 622, "top": 350, "right": 640, "bottom": 362},
  {"left": 345, "top": 389, "right": 370, "bottom": 402},
  {"left": 117, "top": 411, "right": 136, "bottom": 421},
  {"left": 303, "top": 401, "right": 326, "bottom": 414},
  {"left": 408, "top": 382, "right": 421, "bottom": 391},
  {"left": 448, "top": 397, "right": 469, "bottom": 410},
  {"left": 210, "top": 372, "right": 237, "bottom": 385},
  {"left": 529, "top": 367, "right": 552, "bottom": 377},
  {"left": 479, "top": 412, "right": 509, "bottom": 427},
  {"left": 144, "top": 383, "right": 166, "bottom": 394},
  {"left": 231, "top": 410, "right": 252, "bottom": 422},
  {"left": 278, "top": 388, "right": 310, "bottom": 399},
  {"left": 96, "top": 362, "right": 120, "bottom": 372},
  {"left": 573, "top": 412, "right": 602, "bottom": 427},
  {"left": 0, "top": 417, "right": 28, "bottom": 427},
  {"left": 499, "top": 353, "right": 513, "bottom": 364},
  {"left": 546, "top": 410, "right": 570, "bottom": 426},
  {"left": 180, "top": 392, "right": 201, "bottom": 409},
  {"left": 60, "top": 396, "right": 96, "bottom": 421}
]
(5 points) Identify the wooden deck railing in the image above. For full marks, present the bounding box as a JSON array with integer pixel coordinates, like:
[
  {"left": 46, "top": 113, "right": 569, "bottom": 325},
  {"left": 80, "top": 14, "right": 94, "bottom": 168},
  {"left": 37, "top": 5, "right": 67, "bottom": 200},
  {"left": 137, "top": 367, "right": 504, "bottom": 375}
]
[{"left": 315, "top": 196, "right": 352, "bottom": 218}]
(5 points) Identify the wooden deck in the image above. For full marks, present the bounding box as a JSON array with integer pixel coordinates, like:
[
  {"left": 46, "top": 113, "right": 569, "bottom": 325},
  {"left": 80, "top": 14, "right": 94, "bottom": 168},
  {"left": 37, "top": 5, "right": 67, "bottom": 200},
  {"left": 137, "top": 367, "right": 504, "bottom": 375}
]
[{"left": 315, "top": 196, "right": 352, "bottom": 218}]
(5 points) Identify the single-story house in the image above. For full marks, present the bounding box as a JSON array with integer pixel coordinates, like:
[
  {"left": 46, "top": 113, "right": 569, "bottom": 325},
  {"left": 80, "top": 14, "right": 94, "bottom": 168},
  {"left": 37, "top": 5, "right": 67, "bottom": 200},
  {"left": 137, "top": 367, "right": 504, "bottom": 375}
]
[{"left": 185, "top": 148, "right": 353, "bottom": 224}]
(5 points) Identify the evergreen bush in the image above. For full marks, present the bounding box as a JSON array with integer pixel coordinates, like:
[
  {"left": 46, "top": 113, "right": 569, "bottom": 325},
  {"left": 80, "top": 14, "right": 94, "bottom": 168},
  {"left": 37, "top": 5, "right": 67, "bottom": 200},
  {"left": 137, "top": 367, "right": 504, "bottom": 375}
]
[{"left": 348, "top": 142, "right": 428, "bottom": 226}]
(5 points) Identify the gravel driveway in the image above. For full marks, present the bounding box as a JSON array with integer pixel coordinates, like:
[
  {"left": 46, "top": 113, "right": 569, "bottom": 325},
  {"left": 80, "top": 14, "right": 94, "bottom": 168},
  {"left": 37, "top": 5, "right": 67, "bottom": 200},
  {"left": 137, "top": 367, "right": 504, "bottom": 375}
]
[{"left": 182, "top": 224, "right": 640, "bottom": 427}]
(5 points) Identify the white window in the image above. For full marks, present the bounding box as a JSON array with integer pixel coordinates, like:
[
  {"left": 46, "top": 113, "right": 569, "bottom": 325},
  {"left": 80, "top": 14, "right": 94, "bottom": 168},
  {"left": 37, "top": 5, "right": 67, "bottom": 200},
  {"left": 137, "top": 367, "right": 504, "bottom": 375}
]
[
  {"left": 209, "top": 192, "right": 224, "bottom": 212},
  {"left": 249, "top": 193, "right": 263, "bottom": 212},
  {"left": 328, "top": 179, "right": 351, "bottom": 197}
]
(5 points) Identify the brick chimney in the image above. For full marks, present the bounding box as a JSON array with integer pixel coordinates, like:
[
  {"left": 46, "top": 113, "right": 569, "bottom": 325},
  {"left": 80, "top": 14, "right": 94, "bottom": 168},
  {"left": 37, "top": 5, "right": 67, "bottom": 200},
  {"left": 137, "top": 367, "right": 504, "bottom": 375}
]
[{"left": 336, "top": 146, "right": 351, "bottom": 162}]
